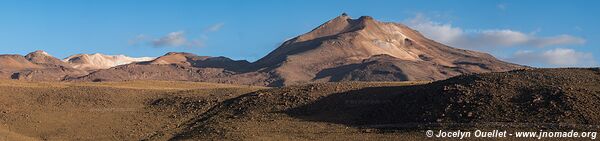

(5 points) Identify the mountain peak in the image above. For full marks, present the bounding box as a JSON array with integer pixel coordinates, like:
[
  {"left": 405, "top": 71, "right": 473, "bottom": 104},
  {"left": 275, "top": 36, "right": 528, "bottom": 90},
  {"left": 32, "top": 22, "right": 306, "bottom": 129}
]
[
  {"left": 23, "top": 50, "right": 71, "bottom": 67},
  {"left": 27, "top": 50, "right": 51, "bottom": 57},
  {"left": 336, "top": 13, "right": 351, "bottom": 20},
  {"left": 358, "top": 15, "right": 374, "bottom": 21},
  {"left": 290, "top": 14, "right": 355, "bottom": 43},
  {"left": 146, "top": 52, "right": 210, "bottom": 65},
  {"left": 341, "top": 12, "right": 348, "bottom": 17},
  {"left": 164, "top": 52, "right": 197, "bottom": 56},
  {"left": 292, "top": 14, "right": 386, "bottom": 44}
]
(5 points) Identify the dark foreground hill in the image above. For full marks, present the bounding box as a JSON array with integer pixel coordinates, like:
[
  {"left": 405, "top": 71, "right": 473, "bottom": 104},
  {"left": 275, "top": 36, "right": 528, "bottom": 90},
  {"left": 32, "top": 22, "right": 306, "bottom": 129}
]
[{"left": 163, "top": 68, "right": 600, "bottom": 140}]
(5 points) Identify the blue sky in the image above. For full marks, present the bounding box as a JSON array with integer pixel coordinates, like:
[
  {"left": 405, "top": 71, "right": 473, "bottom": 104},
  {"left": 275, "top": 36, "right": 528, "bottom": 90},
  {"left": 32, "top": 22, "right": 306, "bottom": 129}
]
[{"left": 0, "top": 0, "right": 598, "bottom": 67}]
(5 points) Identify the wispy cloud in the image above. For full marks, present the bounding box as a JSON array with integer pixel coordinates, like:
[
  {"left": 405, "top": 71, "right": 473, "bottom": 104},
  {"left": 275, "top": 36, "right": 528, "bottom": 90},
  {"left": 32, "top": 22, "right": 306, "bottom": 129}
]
[
  {"left": 130, "top": 22, "right": 225, "bottom": 48},
  {"left": 128, "top": 34, "right": 148, "bottom": 45},
  {"left": 206, "top": 23, "right": 224, "bottom": 32},
  {"left": 152, "top": 31, "right": 188, "bottom": 47},
  {"left": 129, "top": 31, "right": 203, "bottom": 48},
  {"left": 404, "top": 14, "right": 586, "bottom": 49},
  {"left": 404, "top": 13, "right": 593, "bottom": 67},
  {"left": 497, "top": 4, "right": 507, "bottom": 10},
  {"left": 507, "top": 48, "right": 596, "bottom": 67}
]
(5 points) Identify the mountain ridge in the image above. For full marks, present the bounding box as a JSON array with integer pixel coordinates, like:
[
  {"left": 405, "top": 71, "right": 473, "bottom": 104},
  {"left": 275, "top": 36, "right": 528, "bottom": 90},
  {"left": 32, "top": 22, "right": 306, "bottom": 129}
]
[{"left": 0, "top": 14, "right": 525, "bottom": 86}]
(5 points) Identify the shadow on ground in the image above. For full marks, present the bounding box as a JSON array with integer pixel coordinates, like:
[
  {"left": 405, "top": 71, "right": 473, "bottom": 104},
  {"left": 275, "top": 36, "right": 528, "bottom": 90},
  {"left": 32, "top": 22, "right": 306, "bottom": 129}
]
[{"left": 286, "top": 68, "right": 600, "bottom": 130}]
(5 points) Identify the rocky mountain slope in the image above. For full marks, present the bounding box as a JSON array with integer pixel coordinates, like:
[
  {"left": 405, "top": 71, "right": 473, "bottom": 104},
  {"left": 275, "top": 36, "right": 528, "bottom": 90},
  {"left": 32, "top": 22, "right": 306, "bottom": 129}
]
[{"left": 254, "top": 14, "right": 522, "bottom": 85}]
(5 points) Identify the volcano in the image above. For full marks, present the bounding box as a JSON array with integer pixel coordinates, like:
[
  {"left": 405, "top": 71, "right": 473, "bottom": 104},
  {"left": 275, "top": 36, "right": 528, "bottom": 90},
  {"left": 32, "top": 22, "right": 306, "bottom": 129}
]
[{"left": 254, "top": 14, "right": 523, "bottom": 86}]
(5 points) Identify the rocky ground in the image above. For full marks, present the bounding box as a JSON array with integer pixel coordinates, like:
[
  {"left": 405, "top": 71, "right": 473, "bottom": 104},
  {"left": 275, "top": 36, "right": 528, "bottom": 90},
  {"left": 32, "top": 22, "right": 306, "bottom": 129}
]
[{"left": 1, "top": 68, "right": 599, "bottom": 140}]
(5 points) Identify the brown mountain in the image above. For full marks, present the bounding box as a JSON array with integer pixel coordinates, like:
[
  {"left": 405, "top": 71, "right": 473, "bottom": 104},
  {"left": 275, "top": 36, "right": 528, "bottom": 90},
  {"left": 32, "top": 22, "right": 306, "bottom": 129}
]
[
  {"left": 140, "top": 52, "right": 251, "bottom": 71},
  {"left": 0, "top": 51, "right": 88, "bottom": 81},
  {"left": 254, "top": 14, "right": 523, "bottom": 86},
  {"left": 0, "top": 54, "right": 42, "bottom": 79},
  {"left": 7, "top": 14, "right": 524, "bottom": 86},
  {"left": 144, "top": 52, "right": 208, "bottom": 65},
  {"left": 25, "top": 50, "right": 71, "bottom": 67},
  {"left": 71, "top": 52, "right": 266, "bottom": 85},
  {"left": 0, "top": 54, "right": 43, "bottom": 70}
]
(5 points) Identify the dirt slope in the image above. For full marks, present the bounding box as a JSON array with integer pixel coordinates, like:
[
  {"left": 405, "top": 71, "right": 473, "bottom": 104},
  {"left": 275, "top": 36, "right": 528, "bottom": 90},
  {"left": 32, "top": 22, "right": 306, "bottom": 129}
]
[
  {"left": 0, "top": 126, "right": 38, "bottom": 141},
  {"left": 0, "top": 55, "right": 42, "bottom": 70},
  {"left": 0, "top": 80, "right": 263, "bottom": 140}
]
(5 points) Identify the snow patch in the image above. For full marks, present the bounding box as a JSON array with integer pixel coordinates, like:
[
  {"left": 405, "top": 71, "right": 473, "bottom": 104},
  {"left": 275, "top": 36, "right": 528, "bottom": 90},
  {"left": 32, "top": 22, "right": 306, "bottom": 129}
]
[
  {"left": 373, "top": 39, "right": 397, "bottom": 48},
  {"left": 64, "top": 53, "right": 155, "bottom": 70}
]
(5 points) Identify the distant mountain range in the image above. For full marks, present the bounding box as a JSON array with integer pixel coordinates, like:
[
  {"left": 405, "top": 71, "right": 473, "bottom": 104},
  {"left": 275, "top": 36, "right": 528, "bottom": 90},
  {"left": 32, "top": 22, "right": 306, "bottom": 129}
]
[
  {"left": 0, "top": 50, "right": 152, "bottom": 81},
  {"left": 0, "top": 14, "right": 525, "bottom": 86}
]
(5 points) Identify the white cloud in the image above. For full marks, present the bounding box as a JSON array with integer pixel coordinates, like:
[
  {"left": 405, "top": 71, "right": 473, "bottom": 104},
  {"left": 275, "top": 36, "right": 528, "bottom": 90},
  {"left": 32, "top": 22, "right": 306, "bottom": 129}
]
[
  {"left": 404, "top": 14, "right": 586, "bottom": 49},
  {"left": 152, "top": 31, "right": 188, "bottom": 47},
  {"left": 497, "top": 4, "right": 507, "bottom": 10},
  {"left": 528, "top": 35, "right": 586, "bottom": 47},
  {"left": 188, "top": 39, "right": 205, "bottom": 48},
  {"left": 131, "top": 22, "right": 226, "bottom": 48},
  {"left": 206, "top": 23, "right": 224, "bottom": 32},
  {"left": 405, "top": 14, "right": 463, "bottom": 44},
  {"left": 507, "top": 48, "right": 596, "bottom": 67},
  {"left": 128, "top": 34, "right": 148, "bottom": 45}
]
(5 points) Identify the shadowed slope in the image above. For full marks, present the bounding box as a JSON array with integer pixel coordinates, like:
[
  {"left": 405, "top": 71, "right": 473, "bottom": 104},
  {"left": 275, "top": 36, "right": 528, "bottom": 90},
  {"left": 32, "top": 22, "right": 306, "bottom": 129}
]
[{"left": 168, "top": 68, "right": 600, "bottom": 140}]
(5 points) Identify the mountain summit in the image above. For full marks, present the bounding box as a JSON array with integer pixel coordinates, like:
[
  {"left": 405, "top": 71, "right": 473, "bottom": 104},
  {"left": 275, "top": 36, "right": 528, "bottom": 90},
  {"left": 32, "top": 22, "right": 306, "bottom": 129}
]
[{"left": 25, "top": 50, "right": 71, "bottom": 67}]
